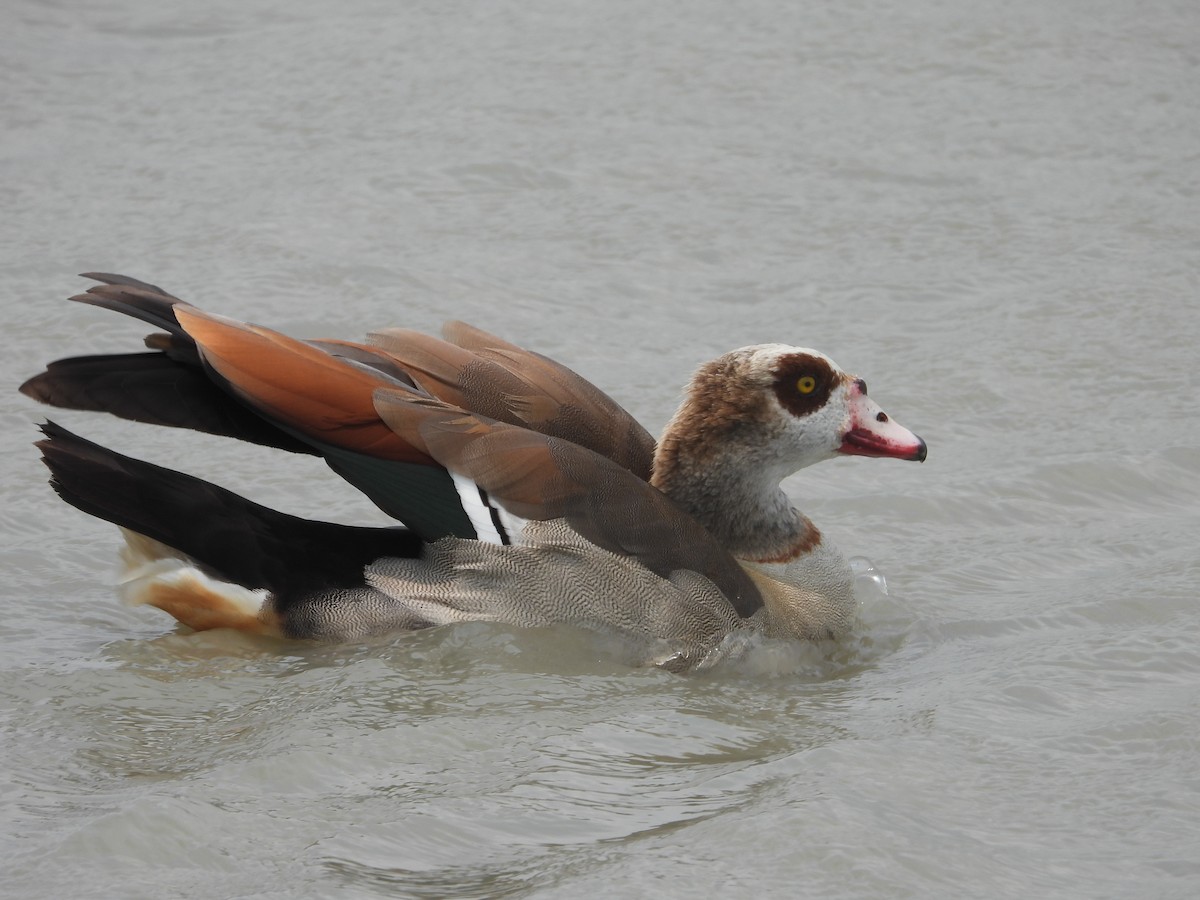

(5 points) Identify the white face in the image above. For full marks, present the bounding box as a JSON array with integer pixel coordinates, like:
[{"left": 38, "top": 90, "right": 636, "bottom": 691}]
[{"left": 741, "top": 344, "right": 926, "bottom": 471}]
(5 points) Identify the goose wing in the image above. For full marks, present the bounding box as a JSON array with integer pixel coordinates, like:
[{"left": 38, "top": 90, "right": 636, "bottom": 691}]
[
  {"left": 369, "top": 324, "right": 656, "bottom": 480},
  {"left": 373, "top": 390, "right": 763, "bottom": 618}
]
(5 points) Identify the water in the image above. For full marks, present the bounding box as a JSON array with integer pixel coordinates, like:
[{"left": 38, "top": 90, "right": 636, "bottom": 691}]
[{"left": 3, "top": 0, "right": 1199, "bottom": 896}]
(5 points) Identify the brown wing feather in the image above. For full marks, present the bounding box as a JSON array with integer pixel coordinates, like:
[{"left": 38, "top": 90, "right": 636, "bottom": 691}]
[
  {"left": 446, "top": 321, "right": 656, "bottom": 479},
  {"left": 370, "top": 325, "right": 656, "bottom": 480},
  {"left": 441, "top": 320, "right": 525, "bottom": 353},
  {"left": 373, "top": 389, "right": 763, "bottom": 617},
  {"left": 307, "top": 339, "right": 423, "bottom": 388},
  {"left": 174, "top": 307, "right": 432, "bottom": 463},
  {"left": 366, "top": 329, "right": 483, "bottom": 408}
]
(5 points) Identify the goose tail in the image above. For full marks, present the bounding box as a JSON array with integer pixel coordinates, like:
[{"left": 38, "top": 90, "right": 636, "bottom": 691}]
[{"left": 34, "top": 422, "right": 422, "bottom": 636}]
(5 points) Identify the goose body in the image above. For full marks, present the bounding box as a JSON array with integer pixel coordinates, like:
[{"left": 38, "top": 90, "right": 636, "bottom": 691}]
[{"left": 22, "top": 274, "right": 926, "bottom": 669}]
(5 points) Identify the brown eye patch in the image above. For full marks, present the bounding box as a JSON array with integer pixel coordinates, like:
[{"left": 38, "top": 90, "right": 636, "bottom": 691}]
[{"left": 772, "top": 353, "right": 836, "bottom": 417}]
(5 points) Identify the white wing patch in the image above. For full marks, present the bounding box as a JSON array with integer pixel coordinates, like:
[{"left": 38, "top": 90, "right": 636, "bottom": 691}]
[
  {"left": 449, "top": 471, "right": 507, "bottom": 544},
  {"left": 496, "top": 508, "right": 530, "bottom": 544}
]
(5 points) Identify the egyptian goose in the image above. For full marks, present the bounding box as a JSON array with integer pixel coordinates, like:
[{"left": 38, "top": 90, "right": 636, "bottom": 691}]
[{"left": 21, "top": 274, "right": 926, "bottom": 670}]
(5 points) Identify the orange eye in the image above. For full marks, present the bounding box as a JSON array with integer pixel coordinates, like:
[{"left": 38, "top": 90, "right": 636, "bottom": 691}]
[{"left": 796, "top": 375, "right": 817, "bottom": 394}]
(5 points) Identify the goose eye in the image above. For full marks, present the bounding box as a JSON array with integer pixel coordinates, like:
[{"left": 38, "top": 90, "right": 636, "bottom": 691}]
[{"left": 796, "top": 375, "right": 817, "bottom": 395}]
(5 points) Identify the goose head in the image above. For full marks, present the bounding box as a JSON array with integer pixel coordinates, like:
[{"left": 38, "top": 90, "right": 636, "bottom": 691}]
[
  {"left": 652, "top": 344, "right": 925, "bottom": 560},
  {"left": 757, "top": 343, "right": 926, "bottom": 467}
]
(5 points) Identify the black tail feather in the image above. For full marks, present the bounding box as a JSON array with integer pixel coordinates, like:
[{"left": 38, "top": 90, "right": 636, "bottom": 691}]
[
  {"left": 21, "top": 274, "right": 315, "bottom": 454},
  {"left": 21, "top": 353, "right": 318, "bottom": 455},
  {"left": 36, "top": 422, "right": 422, "bottom": 598},
  {"left": 71, "top": 273, "right": 187, "bottom": 339},
  {"left": 79, "top": 272, "right": 178, "bottom": 298}
]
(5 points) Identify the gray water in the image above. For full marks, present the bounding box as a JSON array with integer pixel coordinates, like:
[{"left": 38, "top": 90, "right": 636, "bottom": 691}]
[{"left": 3, "top": 1, "right": 1199, "bottom": 897}]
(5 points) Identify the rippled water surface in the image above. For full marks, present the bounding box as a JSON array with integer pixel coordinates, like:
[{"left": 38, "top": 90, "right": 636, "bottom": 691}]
[{"left": 3, "top": 1, "right": 1199, "bottom": 897}]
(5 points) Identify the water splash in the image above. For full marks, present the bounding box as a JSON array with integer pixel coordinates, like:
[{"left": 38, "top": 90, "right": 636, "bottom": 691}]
[{"left": 850, "top": 556, "right": 889, "bottom": 596}]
